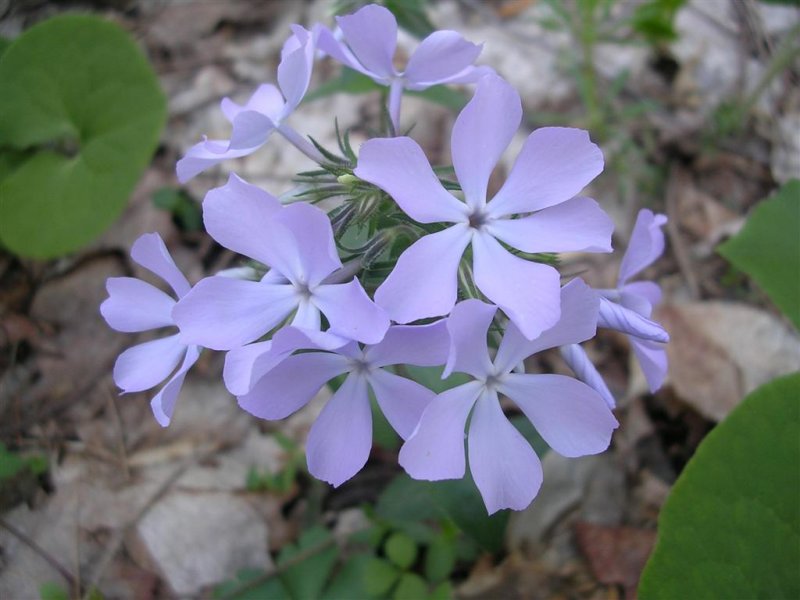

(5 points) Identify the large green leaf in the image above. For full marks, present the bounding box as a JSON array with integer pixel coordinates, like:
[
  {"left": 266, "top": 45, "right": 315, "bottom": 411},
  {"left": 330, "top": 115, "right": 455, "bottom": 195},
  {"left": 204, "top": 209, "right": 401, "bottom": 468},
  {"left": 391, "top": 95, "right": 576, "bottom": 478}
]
[
  {"left": 717, "top": 180, "right": 800, "bottom": 329},
  {"left": 0, "top": 15, "right": 166, "bottom": 258},
  {"left": 639, "top": 373, "right": 800, "bottom": 599}
]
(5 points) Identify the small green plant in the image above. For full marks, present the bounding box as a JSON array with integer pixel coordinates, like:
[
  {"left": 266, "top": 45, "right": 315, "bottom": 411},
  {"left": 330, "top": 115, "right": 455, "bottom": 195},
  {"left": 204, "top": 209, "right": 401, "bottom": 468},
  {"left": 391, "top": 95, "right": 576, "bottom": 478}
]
[
  {"left": 0, "top": 15, "right": 166, "bottom": 258},
  {"left": 246, "top": 433, "right": 305, "bottom": 494}
]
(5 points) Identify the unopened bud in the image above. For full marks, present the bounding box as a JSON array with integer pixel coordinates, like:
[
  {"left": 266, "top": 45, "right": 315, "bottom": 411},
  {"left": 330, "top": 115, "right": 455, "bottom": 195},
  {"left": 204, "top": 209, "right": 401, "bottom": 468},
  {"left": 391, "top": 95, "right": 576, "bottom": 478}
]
[{"left": 337, "top": 173, "right": 358, "bottom": 186}]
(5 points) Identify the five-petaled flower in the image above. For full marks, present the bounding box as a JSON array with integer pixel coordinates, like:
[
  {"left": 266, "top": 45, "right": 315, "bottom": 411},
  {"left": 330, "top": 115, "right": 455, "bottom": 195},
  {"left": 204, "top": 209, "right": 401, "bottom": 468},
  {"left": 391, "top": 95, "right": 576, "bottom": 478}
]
[
  {"left": 399, "top": 279, "right": 619, "bottom": 513},
  {"left": 356, "top": 73, "right": 613, "bottom": 340},
  {"left": 100, "top": 233, "right": 200, "bottom": 426}
]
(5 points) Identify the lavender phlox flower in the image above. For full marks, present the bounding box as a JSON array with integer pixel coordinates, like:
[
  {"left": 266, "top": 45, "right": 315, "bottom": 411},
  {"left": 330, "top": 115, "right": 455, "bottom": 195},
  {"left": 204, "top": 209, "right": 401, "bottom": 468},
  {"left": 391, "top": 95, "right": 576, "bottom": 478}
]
[
  {"left": 176, "top": 25, "right": 323, "bottom": 183},
  {"left": 560, "top": 343, "right": 615, "bottom": 409},
  {"left": 318, "top": 4, "right": 492, "bottom": 128},
  {"left": 399, "top": 279, "right": 619, "bottom": 514},
  {"left": 100, "top": 233, "right": 200, "bottom": 427},
  {"left": 597, "top": 209, "right": 669, "bottom": 392},
  {"left": 355, "top": 73, "right": 613, "bottom": 340},
  {"left": 173, "top": 174, "right": 389, "bottom": 350},
  {"left": 236, "top": 321, "right": 450, "bottom": 487}
]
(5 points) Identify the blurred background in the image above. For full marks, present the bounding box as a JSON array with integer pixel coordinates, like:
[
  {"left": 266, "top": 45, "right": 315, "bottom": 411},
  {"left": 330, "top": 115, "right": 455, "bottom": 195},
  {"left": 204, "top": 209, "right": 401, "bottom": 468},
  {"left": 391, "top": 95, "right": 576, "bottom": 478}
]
[{"left": 0, "top": 0, "right": 798, "bottom": 598}]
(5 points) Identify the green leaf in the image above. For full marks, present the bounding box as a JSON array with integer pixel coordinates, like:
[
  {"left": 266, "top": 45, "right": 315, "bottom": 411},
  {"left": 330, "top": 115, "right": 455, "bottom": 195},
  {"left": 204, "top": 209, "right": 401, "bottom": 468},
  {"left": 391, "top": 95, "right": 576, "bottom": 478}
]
[
  {"left": 305, "top": 68, "right": 379, "bottom": 103},
  {"left": 278, "top": 526, "right": 338, "bottom": 600},
  {"left": 38, "top": 582, "right": 70, "bottom": 600},
  {"left": 213, "top": 568, "right": 290, "bottom": 600},
  {"left": 377, "top": 473, "right": 508, "bottom": 554},
  {"left": 392, "top": 573, "right": 428, "bottom": 600},
  {"left": 385, "top": 532, "right": 418, "bottom": 570},
  {"left": 509, "top": 415, "right": 550, "bottom": 458},
  {"left": 384, "top": 0, "right": 436, "bottom": 38},
  {"left": 0, "top": 15, "right": 166, "bottom": 258},
  {"left": 428, "top": 474, "right": 509, "bottom": 554},
  {"left": 424, "top": 534, "right": 456, "bottom": 583},
  {"left": 407, "top": 86, "right": 468, "bottom": 112},
  {"left": 717, "top": 180, "right": 800, "bottom": 329},
  {"left": 428, "top": 580, "right": 453, "bottom": 600},
  {"left": 639, "top": 372, "right": 800, "bottom": 599},
  {"left": 363, "top": 557, "right": 400, "bottom": 597},
  {"left": 153, "top": 187, "right": 202, "bottom": 232},
  {"left": 323, "top": 554, "right": 372, "bottom": 599},
  {"left": 402, "top": 365, "right": 472, "bottom": 394}
]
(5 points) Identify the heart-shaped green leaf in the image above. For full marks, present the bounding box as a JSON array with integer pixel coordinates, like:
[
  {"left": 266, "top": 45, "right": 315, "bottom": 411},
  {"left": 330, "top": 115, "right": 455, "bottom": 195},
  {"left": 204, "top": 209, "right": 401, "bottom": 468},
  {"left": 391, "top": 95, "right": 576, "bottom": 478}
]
[
  {"left": 0, "top": 15, "right": 166, "bottom": 258},
  {"left": 639, "top": 372, "right": 800, "bottom": 598},
  {"left": 717, "top": 180, "right": 800, "bottom": 329}
]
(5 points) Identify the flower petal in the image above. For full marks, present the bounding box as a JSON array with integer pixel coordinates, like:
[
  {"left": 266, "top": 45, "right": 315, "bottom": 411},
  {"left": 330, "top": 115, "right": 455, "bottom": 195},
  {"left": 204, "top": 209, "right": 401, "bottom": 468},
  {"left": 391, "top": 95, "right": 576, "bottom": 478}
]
[
  {"left": 307, "top": 372, "right": 372, "bottom": 487},
  {"left": 101, "top": 277, "right": 175, "bottom": 333},
  {"left": 404, "top": 31, "right": 482, "bottom": 87},
  {"left": 598, "top": 296, "right": 669, "bottom": 343},
  {"left": 560, "top": 344, "right": 615, "bottom": 409},
  {"left": 238, "top": 351, "right": 350, "bottom": 420},
  {"left": 368, "top": 368, "right": 436, "bottom": 440},
  {"left": 630, "top": 337, "right": 668, "bottom": 393},
  {"left": 468, "top": 390, "right": 543, "bottom": 514},
  {"left": 336, "top": 4, "right": 397, "bottom": 79},
  {"left": 399, "top": 381, "right": 482, "bottom": 481},
  {"left": 451, "top": 73, "right": 521, "bottom": 209},
  {"left": 228, "top": 111, "right": 276, "bottom": 151},
  {"left": 472, "top": 232, "right": 561, "bottom": 340},
  {"left": 114, "top": 334, "right": 185, "bottom": 393},
  {"left": 500, "top": 373, "right": 618, "bottom": 457},
  {"left": 223, "top": 340, "right": 272, "bottom": 396},
  {"left": 375, "top": 225, "right": 471, "bottom": 324},
  {"left": 261, "top": 203, "right": 341, "bottom": 287},
  {"left": 277, "top": 25, "right": 316, "bottom": 115},
  {"left": 486, "top": 197, "right": 613, "bottom": 254},
  {"left": 131, "top": 233, "right": 190, "bottom": 298},
  {"left": 618, "top": 209, "right": 668, "bottom": 286},
  {"left": 443, "top": 300, "right": 495, "bottom": 379},
  {"left": 363, "top": 320, "right": 450, "bottom": 368},
  {"left": 316, "top": 27, "right": 372, "bottom": 76},
  {"left": 176, "top": 138, "right": 265, "bottom": 184},
  {"left": 173, "top": 277, "right": 297, "bottom": 350},
  {"left": 150, "top": 345, "right": 201, "bottom": 427},
  {"left": 220, "top": 84, "right": 284, "bottom": 123},
  {"left": 355, "top": 137, "right": 468, "bottom": 224},
  {"left": 312, "top": 279, "right": 389, "bottom": 344},
  {"left": 203, "top": 174, "right": 282, "bottom": 264},
  {"left": 493, "top": 278, "right": 599, "bottom": 373},
  {"left": 487, "top": 127, "right": 604, "bottom": 217},
  {"left": 621, "top": 281, "right": 662, "bottom": 315}
]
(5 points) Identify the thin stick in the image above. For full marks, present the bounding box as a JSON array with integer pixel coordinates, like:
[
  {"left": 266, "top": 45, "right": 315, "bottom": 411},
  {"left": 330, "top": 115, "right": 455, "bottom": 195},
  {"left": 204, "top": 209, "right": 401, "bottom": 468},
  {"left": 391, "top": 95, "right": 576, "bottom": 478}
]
[{"left": 0, "top": 516, "right": 79, "bottom": 592}]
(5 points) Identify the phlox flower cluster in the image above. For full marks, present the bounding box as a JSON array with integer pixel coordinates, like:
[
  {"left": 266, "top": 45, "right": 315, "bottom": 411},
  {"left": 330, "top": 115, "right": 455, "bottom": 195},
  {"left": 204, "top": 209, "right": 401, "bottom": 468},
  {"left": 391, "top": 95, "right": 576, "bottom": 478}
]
[{"left": 101, "top": 4, "right": 669, "bottom": 514}]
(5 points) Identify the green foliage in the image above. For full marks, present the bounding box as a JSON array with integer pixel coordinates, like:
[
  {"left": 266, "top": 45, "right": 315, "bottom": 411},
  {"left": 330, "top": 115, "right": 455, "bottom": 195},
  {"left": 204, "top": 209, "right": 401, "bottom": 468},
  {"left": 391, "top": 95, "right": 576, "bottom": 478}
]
[
  {"left": 215, "top": 526, "right": 337, "bottom": 600},
  {"left": 385, "top": 532, "right": 418, "bottom": 569},
  {"left": 630, "top": 0, "right": 686, "bottom": 44},
  {"left": 364, "top": 557, "right": 401, "bottom": 596},
  {"left": 424, "top": 533, "right": 457, "bottom": 583},
  {"left": 639, "top": 373, "right": 800, "bottom": 599},
  {"left": 0, "top": 443, "right": 47, "bottom": 481},
  {"left": 0, "top": 15, "right": 166, "bottom": 258},
  {"left": 392, "top": 573, "right": 428, "bottom": 599},
  {"left": 377, "top": 472, "right": 508, "bottom": 554},
  {"left": 245, "top": 433, "right": 304, "bottom": 494},
  {"left": 153, "top": 187, "right": 202, "bottom": 232},
  {"left": 38, "top": 582, "right": 70, "bottom": 600},
  {"left": 278, "top": 527, "right": 339, "bottom": 599},
  {"left": 717, "top": 180, "right": 800, "bottom": 329}
]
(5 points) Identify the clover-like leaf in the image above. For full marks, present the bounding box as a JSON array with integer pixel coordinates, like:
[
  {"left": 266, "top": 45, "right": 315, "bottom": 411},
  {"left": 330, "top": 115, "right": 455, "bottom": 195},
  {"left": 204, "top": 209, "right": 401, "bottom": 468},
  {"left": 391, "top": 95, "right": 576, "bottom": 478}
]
[
  {"left": 639, "top": 372, "right": 800, "bottom": 598},
  {"left": 0, "top": 15, "right": 166, "bottom": 258}
]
